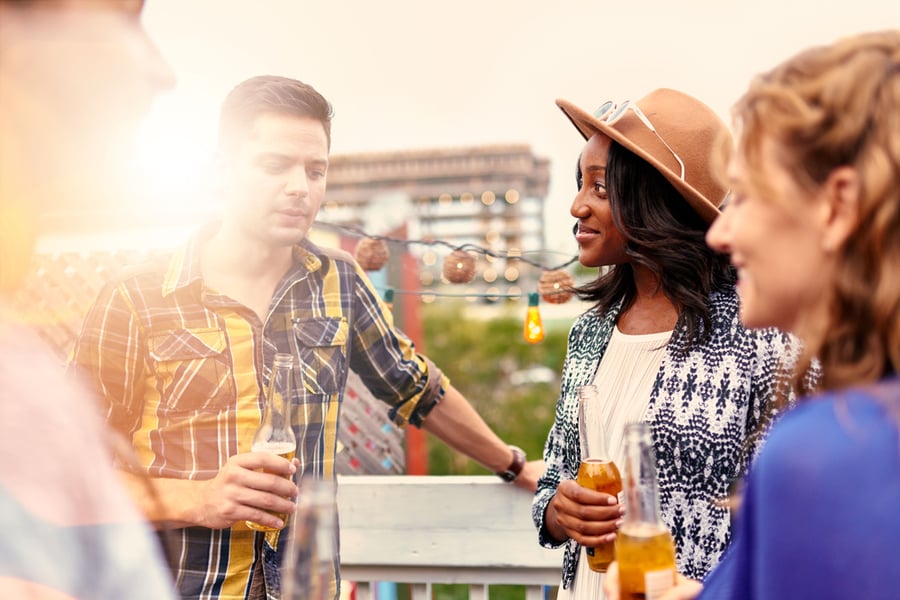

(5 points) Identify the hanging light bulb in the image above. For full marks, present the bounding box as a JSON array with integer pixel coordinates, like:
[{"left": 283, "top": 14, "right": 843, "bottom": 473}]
[
  {"left": 355, "top": 237, "right": 390, "bottom": 271},
  {"left": 539, "top": 269, "right": 575, "bottom": 304},
  {"left": 442, "top": 249, "right": 476, "bottom": 283},
  {"left": 523, "top": 292, "right": 544, "bottom": 344}
]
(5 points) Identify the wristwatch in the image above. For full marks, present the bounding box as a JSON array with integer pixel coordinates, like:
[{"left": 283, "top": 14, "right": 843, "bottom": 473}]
[{"left": 495, "top": 445, "right": 526, "bottom": 482}]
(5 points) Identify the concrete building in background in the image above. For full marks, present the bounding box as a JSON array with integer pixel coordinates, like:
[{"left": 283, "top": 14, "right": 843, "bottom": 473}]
[{"left": 321, "top": 144, "right": 551, "bottom": 302}]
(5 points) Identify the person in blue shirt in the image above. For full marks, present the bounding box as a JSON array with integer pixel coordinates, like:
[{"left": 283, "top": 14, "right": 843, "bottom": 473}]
[{"left": 604, "top": 28, "right": 900, "bottom": 600}]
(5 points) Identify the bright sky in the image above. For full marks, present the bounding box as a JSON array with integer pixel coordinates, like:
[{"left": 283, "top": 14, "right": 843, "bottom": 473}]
[{"left": 135, "top": 0, "right": 900, "bottom": 255}]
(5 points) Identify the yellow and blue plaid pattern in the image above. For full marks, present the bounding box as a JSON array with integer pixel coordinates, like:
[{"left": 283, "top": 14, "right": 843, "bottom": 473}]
[{"left": 71, "top": 228, "right": 445, "bottom": 599}]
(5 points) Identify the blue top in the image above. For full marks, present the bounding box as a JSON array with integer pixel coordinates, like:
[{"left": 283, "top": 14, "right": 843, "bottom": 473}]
[{"left": 700, "top": 377, "right": 900, "bottom": 599}]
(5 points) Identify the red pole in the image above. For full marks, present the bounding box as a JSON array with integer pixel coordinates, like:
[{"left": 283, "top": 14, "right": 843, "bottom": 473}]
[
  {"left": 382, "top": 223, "right": 428, "bottom": 476},
  {"left": 344, "top": 222, "right": 429, "bottom": 476},
  {"left": 399, "top": 243, "right": 429, "bottom": 475}
]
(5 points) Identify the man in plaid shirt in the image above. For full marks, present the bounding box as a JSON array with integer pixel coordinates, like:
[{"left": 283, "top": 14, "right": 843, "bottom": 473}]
[{"left": 70, "top": 75, "right": 542, "bottom": 600}]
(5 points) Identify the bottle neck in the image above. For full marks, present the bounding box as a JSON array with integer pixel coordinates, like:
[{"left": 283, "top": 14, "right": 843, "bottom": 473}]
[
  {"left": 621, "top": 423, "right": 664, "bottom": 525},
  {"left": 257, "top": 353, "right": 296, "bottom": 446},
  {"left": 577, "top": 384, "right": 612, "bottom": 460}
]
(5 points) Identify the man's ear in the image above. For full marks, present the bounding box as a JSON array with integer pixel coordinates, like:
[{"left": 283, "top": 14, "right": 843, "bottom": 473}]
[{"left": 820, "top": 166, "right": 860, "bottom": 253}]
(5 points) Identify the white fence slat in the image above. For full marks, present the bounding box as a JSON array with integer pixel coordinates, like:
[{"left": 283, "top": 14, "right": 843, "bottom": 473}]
[{"left": 336, "top": 475, "right": 562, "bottom": 596}]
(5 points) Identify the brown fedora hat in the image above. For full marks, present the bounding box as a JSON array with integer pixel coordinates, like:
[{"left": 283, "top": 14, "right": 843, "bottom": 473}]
[{"left": 556, "top": 88, "right": 732, "bottom": 223}]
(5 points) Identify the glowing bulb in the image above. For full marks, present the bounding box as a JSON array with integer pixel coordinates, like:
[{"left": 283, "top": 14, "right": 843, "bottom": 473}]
[{"left": 523, "top": 292, "right": 544, "bottom": 344}]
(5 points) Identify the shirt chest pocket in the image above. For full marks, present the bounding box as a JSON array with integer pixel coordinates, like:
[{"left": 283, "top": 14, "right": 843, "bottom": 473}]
[
  {"left": 148, "top": 328, "right": 235, "bottom": 413},
  {"left": 292, "top": 317, "right": 348, "bottom": 396}
]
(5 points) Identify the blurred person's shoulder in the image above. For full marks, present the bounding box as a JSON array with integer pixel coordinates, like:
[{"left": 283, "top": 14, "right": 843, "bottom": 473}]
[
  {"left": 0, "top": 318, "right": 101, "bottom": 432},
  {"left": 0, "top": 317, "right": 177, "bottom": 599},
  {"left": 756, "top": 377, "right": 900, "bottom": 480},
  {"left": 0, "top": 316, "right": 116, "bottom": 489}
]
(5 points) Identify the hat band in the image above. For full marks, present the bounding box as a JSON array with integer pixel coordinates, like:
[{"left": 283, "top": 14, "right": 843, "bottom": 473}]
[{"left": 593, "top": 101, "right": 686, "bottom": 180}]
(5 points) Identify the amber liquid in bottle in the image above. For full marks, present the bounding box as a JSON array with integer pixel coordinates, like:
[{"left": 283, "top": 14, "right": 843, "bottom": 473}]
[
  {"left": 616, "top": 522, "right": 676, "bottom": 599},
  {"left": 245, "top": 353, "right": 298, "bottom": 532},
  {"left": 575, "top": 385, "right": 622, "bottom": 573},
  {"left": 245, "top": 442, "right": 297, "bottom": 532},
  {"left": 616, "top": 422, "right": 676, "bottom": 600},
  {"left": 576, "top": 457, "right": 622, "bottom": 572}
]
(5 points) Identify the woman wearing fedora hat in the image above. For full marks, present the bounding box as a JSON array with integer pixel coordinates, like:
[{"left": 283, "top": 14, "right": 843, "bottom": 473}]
[
  {"left": 604, "top": 29, "right": 900, "bottom": 600},
  {"left": 531, "top": 88, "right": 800, "bottom": 598}
]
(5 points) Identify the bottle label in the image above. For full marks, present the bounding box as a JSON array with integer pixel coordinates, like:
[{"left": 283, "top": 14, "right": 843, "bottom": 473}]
[{"left": 645, "top": 568, "right": 675, "bottom": 600}]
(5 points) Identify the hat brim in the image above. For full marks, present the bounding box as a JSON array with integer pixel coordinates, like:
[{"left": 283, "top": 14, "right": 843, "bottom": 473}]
[{"left": 556, "top": 98, "right": 721, "bottom": 224}]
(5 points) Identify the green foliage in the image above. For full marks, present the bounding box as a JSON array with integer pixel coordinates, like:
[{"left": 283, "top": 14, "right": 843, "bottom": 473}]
[
  {"left": 431, "top": 583, "right": 531, "bottom": 599},
  {"left": 572, "top": 263, "right": 599, "bottom": 279},
  {"left": 420, "top": 301, "right": 567, "bottom": 476},
  {"left": 406, "top": 302, "right": 568, "bottom": 600},
  {"left": 395, "top": 583, "right": 543, "bottom": 600}
]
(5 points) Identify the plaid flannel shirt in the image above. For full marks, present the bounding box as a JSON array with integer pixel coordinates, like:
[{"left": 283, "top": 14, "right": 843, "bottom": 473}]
[{"left": 70, "top": 228, "right": 445, "bottom": 599}]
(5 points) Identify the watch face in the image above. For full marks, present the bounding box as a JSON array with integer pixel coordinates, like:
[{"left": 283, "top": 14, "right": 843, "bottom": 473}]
[{"left": 496, "top": 446, "right": 524, "bottom": 481}]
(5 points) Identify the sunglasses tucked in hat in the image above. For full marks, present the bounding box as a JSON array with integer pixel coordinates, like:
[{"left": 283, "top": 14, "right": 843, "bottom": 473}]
[{"left": 557, "top": 88, "right": 732, "bottom": 223}]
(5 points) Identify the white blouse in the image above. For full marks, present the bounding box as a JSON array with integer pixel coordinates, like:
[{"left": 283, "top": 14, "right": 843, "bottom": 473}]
[{"left": 558, "top": 325, "right": 671, "bottom": 600}]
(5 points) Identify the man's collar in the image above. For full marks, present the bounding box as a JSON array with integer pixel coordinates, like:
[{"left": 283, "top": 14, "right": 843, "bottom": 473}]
[
  {"left": 161, "top": 223, "right": 324, "bottom": 298},
  {"left": 293, "top": 240, "right": 323, "bottom": 274}
]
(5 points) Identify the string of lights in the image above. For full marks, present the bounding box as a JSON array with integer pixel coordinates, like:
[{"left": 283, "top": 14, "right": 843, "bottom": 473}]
[
  {"left": 384, "top": 289, "right": 525, "bottom": 299},
  {"left": 380, "top": 287, "right": 551, "bottom": 344},
  {"left": 312, "top": 221, "right": 579, "bottom": 272},
  {"left": 311, "top": 221, "right": 583, "bottom": 343}
]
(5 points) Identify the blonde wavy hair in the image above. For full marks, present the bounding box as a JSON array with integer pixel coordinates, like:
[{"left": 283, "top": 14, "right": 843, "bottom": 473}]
[{"left": 732, "top": 30, "right": 900, "bottom": 395}]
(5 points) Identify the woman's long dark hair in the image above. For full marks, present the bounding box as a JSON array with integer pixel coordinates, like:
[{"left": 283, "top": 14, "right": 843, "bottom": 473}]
[{"left": 575, "top": 141, "right": 735, "bottom": 348}]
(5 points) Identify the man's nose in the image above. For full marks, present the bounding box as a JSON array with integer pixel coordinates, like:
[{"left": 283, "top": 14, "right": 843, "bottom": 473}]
[{"left": 285, "top": 167, "right": 309, "bottom": 195}]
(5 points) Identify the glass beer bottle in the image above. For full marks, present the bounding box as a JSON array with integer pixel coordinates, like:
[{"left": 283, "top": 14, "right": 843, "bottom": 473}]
[
  {"left": 282, "top": 476, "right": 338, "bottom": 600},
  {"left": 616, "top": 422, "right": 676, "bottom": 600},
  {"left": 245, "top": 353, "right": 298, "bottom": 532},
  {"left": 575, "top": 384, "right": 622, "bottom": 572}
]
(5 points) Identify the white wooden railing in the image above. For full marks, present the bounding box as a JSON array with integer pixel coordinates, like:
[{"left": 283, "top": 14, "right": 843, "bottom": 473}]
[{"left": 337, "top": 475, "right": 563, "bottom": 599}]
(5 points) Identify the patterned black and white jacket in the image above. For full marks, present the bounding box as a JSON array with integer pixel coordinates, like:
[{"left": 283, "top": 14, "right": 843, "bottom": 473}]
[{"left": 532, "top": 285, "right": 798, "bottom": 588}]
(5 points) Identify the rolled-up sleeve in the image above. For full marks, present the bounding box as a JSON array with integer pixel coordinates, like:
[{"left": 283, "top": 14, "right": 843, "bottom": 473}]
[{"left": 346, "top": 263, "right": 447, "bottom": 428}]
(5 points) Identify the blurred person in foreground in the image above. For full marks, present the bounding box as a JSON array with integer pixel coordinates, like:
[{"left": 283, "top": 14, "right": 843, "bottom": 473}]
[
  {"left": 604, "top": 29, "right": 900, "bottom": 600},
  {"left": 532, "top": 88, "right": 800, "bottom": 599},
  {"left": 0, "top": 0, "right": 176, "bottom": 598},
  {"left": 69, "top": 74, "right": 544, "bottom": 600}
]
